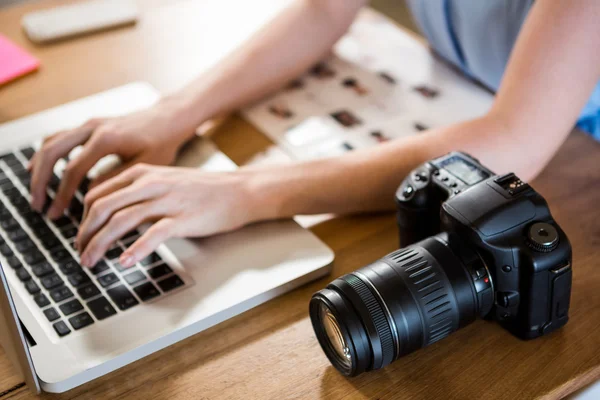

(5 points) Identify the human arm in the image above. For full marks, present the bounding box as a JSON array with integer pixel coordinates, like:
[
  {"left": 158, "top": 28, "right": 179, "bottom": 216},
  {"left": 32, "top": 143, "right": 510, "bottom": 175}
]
[
  {"left": 78, "top": 0, "right": 600, "bottom": 267},
  {"left": 29, "top": 0, "right": 367, "bottom": 219}
]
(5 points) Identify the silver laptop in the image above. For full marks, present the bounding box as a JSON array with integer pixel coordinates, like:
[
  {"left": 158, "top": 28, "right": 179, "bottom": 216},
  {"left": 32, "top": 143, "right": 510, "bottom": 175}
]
[{"left": 0, "top": 83, "right": 334, "bottom": 393}]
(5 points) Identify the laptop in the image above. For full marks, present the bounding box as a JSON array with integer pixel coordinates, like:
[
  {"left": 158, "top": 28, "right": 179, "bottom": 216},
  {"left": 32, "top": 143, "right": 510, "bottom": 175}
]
[{"left": 0, "top": 82, "right": 334, "bottom": 393}]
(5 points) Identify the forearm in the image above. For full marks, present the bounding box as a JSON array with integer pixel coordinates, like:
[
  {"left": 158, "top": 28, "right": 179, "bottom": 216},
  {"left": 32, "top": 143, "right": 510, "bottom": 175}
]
[
  {"left": 164, "top": 0, "right": 365, "bottom": 131},
  {"left": 481, "top": 0, "right": 600, "bottom": 179},
  {"left": 243, "top": 116, "right": 507, "bottom": 219}
]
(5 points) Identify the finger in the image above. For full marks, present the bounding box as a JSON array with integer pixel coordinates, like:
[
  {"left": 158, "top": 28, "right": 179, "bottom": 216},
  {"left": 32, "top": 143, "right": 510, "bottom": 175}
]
[
  {"left": 78, "top": 179, "right": 165, "bottom": 251},
  {"left": 119, "top": 218, "right": 176, "bottom": 268},
  {"left": 88, "top": 156, "right": 149, "bottom": 191},
  {"left": 47, "top": 130, "right": 119, "bottom": 219},
  {"left": 30, "top": 120, "right": 100, "bottom": 212},
  {"left": 81, "top": 163, "right": 151, "bottom": 221},
  {"left": 80, "top": 202, "right": 162, "bottom": 267},
  {"left": 27, "top": 154, "right": 36, "bottom": 172}
]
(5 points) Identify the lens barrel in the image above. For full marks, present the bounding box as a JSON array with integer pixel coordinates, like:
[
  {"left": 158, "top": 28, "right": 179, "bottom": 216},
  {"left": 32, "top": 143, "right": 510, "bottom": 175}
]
[{"left": 310, "top": 233, "right": 493, "bottom": 376}]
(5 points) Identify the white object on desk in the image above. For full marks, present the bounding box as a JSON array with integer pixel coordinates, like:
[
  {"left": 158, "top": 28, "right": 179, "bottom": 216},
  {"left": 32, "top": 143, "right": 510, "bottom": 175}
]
[
  {"left": 21, "top": 0, "right": 139, "bottom": 44},
  {"left": 0, "top": 83, "right": 334, "bottom": 393},
  {"left": 242, "top": 9, "right": 495, "bottom": 161}
]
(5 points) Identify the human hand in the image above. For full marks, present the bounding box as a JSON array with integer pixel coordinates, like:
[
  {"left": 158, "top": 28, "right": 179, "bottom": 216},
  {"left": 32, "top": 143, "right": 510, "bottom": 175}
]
[
  {"left": 28, "top": 99, "right": 199, "bottom": 220},
  {"left": 76, "top": 164, "right": 263, "bottom": 268}
]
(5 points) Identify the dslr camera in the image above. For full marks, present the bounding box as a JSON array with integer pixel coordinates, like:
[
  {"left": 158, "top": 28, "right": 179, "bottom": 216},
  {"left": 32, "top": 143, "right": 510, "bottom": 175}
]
[{"left": 310, "top": 152, "right": 572, "bottom": 376}]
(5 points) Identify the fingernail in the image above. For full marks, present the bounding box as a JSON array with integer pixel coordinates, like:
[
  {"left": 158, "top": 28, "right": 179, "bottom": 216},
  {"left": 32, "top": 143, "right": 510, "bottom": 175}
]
[
  {"left": 73, "top": 240, "right": 79, "bottom": 251},
  {"left": 80, "top": 254, "right": 90, "bottom": 267},
  {"left": 120, "top": 254, "right": 135, "bottom": 268}
]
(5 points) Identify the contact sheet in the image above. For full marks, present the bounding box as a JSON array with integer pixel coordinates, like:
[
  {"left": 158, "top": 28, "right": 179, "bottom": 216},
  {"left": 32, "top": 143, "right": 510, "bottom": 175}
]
[{"left": 242, "top": 10, "right": 494, "bottom": 161}]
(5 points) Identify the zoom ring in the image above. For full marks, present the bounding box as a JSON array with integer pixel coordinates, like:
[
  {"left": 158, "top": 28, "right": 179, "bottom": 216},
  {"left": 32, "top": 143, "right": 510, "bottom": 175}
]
[
  {"left": 344, "top": 274, "right": 395, "bottom": 363},
  {"left": 387, "top": 247, "right": 457, "bottom": 346}
]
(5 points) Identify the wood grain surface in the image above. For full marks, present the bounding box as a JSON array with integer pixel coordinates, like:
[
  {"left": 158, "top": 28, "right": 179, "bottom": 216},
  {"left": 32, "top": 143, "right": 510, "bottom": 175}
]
[{"left": 1, "top": 1, "right": 599, "bottom": 399}]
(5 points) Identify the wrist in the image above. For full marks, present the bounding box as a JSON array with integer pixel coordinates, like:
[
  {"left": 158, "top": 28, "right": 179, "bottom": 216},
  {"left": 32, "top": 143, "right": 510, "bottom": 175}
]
[
  {"left": 159, "top": 93, "right": 210, "bottom": 142},
  {"left": 240, "top": 167, "right": 289, "bottom": 224}
]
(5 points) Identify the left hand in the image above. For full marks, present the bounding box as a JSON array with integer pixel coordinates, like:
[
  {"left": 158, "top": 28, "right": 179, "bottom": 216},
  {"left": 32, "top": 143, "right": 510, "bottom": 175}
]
[{"left": 76, "top": 164, "right": 260, "bottom": 268}]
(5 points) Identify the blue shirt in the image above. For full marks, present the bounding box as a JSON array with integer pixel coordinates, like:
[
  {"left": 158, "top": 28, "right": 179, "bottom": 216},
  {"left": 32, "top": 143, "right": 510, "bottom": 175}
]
[{"left": 406, "top": 0, "right": 600, "bottom": 139}]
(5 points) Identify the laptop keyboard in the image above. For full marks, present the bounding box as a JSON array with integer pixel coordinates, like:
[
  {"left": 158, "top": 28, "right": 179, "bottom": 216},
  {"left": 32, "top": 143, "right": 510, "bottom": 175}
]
[{"left": 0, "top": 148, "right": 186, "bottom": 338}]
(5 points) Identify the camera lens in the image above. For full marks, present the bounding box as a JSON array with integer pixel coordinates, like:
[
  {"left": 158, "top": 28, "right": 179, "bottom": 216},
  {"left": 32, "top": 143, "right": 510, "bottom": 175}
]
[
  {"left": 318, "top": 303, "right": 352, "bottom": 369},
  {"left": 310, "top": 233, "right": 493, "bottom": 376}
]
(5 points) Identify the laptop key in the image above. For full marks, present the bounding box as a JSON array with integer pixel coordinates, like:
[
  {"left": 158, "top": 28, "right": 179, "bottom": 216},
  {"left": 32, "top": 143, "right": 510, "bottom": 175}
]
[
  {"left": 15, "top": 238, "right": 35, "bottom": 253},
  {"left": 50, "top": 286, "right": 74, "bottom": 302},
  {"left": 7, "top": 159, "right": 24, "bottom": 171},
  {"left": 7, "top": 229, "right": 29, "bottom": 243},
  {"left": 58, "top": 259, "right": 81, "bottom": 275},
  {"left": 140, "top": 252, "right": 162, "bottom": 267},
  {"left": 60, "top": 226, "right": 78, "bottom": 240},
  {"left": 106, "top": 285, "right": 139, "bottom": 311},
  {"left": 42, "top": 195, "right": 52, "bottom": 214},
  {"left": 34, "top": 225, "right": 54, "bottom": 239},
  {"left": 24, "top": 280, "right": 40, "bottom": 294},
  {"left": 0, "top": 205, "right": 10, "bottom": 218},
  {"left": 31, "top": 261, "right": 54, "bottom": 277},
  {"left": 9, "top": 195, "right": 28, "bottom": 208},
  {"left": 87, "top": 297, "right": 117, "bottom": 320},
  {"left": 78, "top": 283, "right": 100, "bottom": 300},
  {"left": 2, "top": 187, "right": 18, "bottom": 197},
  {"left": 40, "top": 235, "right": 61, "bottom": 251},
  {"left": 105, "top": 246, "right": 123, "bottom": 260},
  {"left": 41, "top": 273, "right": 63, "bottom": 290},
  {"left": 147, "top": 264, "right": 173, "bottom": 280},
  {"left": 0, "top": 243, "right": 14, "bottom": 257},
  {"left": 0, "top": 153, "right": 19, "bottom": 164},
  {"left": 0, "top": 217, "right": 19, "bottom": 231},
  {"left": 20, "top": 147, "right": 35, "bottom": 160},
  {"left": 157, "top": 275, "right": 185, "bottom": 293},
  {"left": 98, "top": 273, "right": 119, "bottom": 288},
  {"left": 0, "top": 179, "right": 12, "bottom": 191},
  {"left": 69, "top": 312, "right": 94, "bottom": 330},
  {"left": 22, "top": 212, "right": 43, "bottom": 226},
  {"left": 112, "top": 261, "right": 130, "bottom": 273},
  {"left": 53, "top": 320, "right": 71, "bottom": 337},
  {"left": 59, "top": 299, "right": 84, "bottom": 316},
  {"left": 16, "top": 268, "right": 31, "bottom": 282},
  {"left": 68, "top": 199, "right": 84, "bottom": 221},
  {"left": 123, "top": 270, "right": 146, "bottom": 286},
  {"left": 68, "top": 271, "right": 90, "bottom": 287},
  {"left": 44, "top": 307, "right": 60, "bottom": 322},
  {"left": 53, "top": 216, "right": 72, "bottom": 228},
  {"left": 47, "top": 175, "right": 59, "bottom": 192},
  {"left": 6, "top": 255, "right": 22, "bottom": 269},
  {"left": 23, "top": 250, "right": 45, "bottom": 265},
  {"left": 89, "top": 260, "right": 109, "bottom": 275},
  {"left": 34, "top": 293, "right": 50, "bottom": 308},
  {"left": 133, "top": 282, "right": 161, "bottom": 302},
  {"left": 50, "top": 248, "right": 71, "bottom": 262}
]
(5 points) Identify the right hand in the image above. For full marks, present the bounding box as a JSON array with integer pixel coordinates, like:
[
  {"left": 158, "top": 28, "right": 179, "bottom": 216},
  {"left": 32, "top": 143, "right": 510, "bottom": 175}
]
[{"left": 28, "top": 100, "right": 198, "bottom": 220}]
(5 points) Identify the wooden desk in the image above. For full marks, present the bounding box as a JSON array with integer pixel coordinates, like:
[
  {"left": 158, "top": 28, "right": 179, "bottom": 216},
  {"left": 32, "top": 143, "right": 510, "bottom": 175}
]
[{"left": 1, "top": 1, "right": 600, "bottom": 399}]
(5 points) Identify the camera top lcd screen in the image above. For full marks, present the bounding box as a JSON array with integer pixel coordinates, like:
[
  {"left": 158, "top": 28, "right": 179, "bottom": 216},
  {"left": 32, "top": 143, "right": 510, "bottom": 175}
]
[{"left": 441, "top": 156, "right": 489, "bottom": 185}]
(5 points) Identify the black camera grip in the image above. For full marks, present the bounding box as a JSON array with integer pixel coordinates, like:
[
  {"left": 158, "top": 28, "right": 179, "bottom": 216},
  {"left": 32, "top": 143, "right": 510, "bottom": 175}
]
[
  {"left": 395, "top": 165, "right": 444, "bottom": 247},
  {"left": 396, "top": 206, "right": 440, "bottom": 247}
]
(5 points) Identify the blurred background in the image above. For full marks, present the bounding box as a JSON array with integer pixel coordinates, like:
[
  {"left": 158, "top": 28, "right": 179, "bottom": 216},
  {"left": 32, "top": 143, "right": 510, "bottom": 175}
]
[{"left": 0, "top": 0, "right": 420, "bottom": 33}]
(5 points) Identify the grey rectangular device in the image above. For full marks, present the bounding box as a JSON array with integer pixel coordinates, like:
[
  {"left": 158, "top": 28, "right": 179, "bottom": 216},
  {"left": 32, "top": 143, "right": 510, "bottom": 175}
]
[
  {"left": 0, "top": 83, "right": 334, "bottom": 393},
  {"left": 0, "top": 261, "right": 40, "bottom": 393}
]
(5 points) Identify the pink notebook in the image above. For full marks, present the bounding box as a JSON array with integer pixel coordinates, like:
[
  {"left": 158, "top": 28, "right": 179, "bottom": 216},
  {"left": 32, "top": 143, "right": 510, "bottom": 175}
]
[{"left": 0, "top": 34, "right": 40, "bottom": 86}]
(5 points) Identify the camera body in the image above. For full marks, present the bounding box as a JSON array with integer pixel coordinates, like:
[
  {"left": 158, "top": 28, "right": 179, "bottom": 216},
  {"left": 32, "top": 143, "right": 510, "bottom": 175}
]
[{"left": 395, "top": 152, "right": 572, "bottom": 339}]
